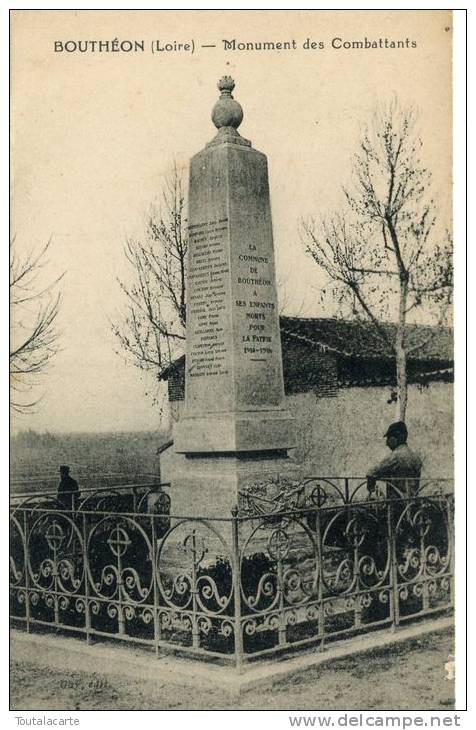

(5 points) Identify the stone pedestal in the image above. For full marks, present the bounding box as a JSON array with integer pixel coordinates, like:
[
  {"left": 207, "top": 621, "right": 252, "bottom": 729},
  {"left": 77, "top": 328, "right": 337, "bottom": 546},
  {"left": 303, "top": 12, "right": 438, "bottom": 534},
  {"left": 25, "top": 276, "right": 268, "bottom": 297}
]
[
  {"left": 163, "top": 451, "right": 301, "bottom": 519},
  {"left": 170, "top": 77, "right": 295, "bottom": 517}
]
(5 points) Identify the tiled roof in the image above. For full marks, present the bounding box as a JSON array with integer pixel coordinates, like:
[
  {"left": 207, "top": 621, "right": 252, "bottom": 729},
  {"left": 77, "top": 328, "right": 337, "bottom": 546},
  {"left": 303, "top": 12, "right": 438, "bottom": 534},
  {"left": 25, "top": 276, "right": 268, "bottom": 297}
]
[
  {"left": 160, "top": 316, "right": 453, "bottom": 381},
  {"left": 279, "top": 316, "right": 453, "bottom": 362}
]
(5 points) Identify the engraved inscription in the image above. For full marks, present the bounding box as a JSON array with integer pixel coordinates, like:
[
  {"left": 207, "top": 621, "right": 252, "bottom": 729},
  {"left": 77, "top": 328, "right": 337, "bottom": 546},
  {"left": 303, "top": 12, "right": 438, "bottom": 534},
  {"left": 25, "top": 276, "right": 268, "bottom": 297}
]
[
  {"left": 187, "top": 218, "right": 229, "bottom": 378},
  {"left": 235, "top": 243, "right": 277, "bottom": 366}
]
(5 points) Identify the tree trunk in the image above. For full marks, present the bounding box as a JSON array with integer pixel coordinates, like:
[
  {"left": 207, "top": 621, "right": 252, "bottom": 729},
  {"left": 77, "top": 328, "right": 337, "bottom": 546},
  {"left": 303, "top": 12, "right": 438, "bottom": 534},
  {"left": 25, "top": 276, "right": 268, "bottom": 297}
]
[
  {"left": 396, "top": 339, "right": 407, "bottom": 421},
  {"left": 395, "top": 275, "right": 409, "bottom": 422}
]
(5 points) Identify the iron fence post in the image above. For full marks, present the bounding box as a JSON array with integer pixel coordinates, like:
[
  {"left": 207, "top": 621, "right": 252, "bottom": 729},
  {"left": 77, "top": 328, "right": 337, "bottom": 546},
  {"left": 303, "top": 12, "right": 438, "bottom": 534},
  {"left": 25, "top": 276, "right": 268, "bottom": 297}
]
[
  {"left": 344, "top": 478, "right": 350, "bottom": 504},
  {"left": 116, "top": 528, "right": 125, "bottom": 636},
  {"left": 23, "top": 509, "right": 30, "bottom": 633},
  {"left": 353, "top": 541, "right": 362, "bottom": 628},
  {"left": 316, "top": 505, "right": 325, "bottom": 651},
  {"left": 151, "top": 513, "right": 161, "bottom": 657},
  {"left": 83, "top": 511, "right": 91, "bottom": 645},
  {"left": 190, "top": 530, "right": 200, "bottom": 649},
  {"left": 447, "top": 495, "right": 455, "bottom": 609},
  {"left": 52, "top": 539, "right": 60, "bottom": 626},
  {"left": 389, "top": 501, "right": 400, "bottom": 631},
  {"left": 419, "top": 516, "right": 430, "bottom": 613},
  {"left": 422, "top": 578, "right": 430, "bottom": 612},
  {"left": 231, "top": 506, "right": 244, "bottom": 673},
  {"left": 277, "top": 555, "right": 286, "bottom": 646}
]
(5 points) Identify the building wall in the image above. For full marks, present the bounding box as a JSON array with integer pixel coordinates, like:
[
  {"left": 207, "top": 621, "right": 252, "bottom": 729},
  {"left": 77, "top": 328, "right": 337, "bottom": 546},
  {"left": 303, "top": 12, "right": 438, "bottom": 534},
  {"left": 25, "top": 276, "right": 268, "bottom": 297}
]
[
  {"left": 281, "top": 338, "right": 338, "bottom": 397},
  {"left": 286, "top": 381, "right": 453, "bottom": 479},
  {"left": 163, "top": 381, "right": 453, "bottom": 481}
]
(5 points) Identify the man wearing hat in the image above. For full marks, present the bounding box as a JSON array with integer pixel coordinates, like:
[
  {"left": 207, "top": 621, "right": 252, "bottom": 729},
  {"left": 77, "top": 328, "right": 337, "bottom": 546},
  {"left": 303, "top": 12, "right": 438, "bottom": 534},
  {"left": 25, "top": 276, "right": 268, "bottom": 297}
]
[
  {"left": 366, "top": 421, "right": 422, "bottom": 499},
  {"left": 57, "top": 465, "right": 80, "bottom": 510}
]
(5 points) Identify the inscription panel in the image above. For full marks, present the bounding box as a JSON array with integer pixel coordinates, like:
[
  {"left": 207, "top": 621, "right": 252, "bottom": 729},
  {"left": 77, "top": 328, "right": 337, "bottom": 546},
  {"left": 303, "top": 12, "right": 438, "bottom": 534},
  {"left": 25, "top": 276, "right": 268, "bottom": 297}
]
[
  {"left": 188, "top": 218, "right": 229, "bottom": 379},
  {"left": 228, "top": 148, "right": 286, "bottom": 409},
  {"left": 184, "top": 149, "right": 233, "bottom": 414}
]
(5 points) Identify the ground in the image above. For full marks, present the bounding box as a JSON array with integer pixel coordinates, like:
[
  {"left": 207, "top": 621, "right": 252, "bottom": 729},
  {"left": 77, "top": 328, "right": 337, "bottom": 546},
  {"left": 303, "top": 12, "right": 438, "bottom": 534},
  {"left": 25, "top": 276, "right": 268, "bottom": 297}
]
[{"left": 10, "top": 628, "right": 454, "bottom": 711}]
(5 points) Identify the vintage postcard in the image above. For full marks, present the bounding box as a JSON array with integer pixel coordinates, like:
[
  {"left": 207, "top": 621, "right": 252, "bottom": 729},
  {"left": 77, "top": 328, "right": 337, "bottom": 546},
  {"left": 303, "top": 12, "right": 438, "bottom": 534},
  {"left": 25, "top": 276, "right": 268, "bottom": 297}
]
[{"left": 9, "top": 8, "right": 463, "bottom": 716}]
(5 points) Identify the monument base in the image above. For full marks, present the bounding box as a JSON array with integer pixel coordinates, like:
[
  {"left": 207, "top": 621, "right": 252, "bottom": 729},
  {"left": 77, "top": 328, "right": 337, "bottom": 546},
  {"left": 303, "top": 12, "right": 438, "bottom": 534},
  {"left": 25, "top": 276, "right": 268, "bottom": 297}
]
[
  {"left": 161, "top": 447, "right": 302, "bottom": 518},
  {"left": 174, "top": 410, "right": 295, "bottom": 454}
]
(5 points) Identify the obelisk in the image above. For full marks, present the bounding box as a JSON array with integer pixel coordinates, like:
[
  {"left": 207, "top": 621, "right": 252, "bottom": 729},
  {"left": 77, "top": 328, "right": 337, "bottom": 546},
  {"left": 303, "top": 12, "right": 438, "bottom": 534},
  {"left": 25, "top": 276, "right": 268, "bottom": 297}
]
[{"left": 170, "top": 77, "right": 295, "bottom": 516}]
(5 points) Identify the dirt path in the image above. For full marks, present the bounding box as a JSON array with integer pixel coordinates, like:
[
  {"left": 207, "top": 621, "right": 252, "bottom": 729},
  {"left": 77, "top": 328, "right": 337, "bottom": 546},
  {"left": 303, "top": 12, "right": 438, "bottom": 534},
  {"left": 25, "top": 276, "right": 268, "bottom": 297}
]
[{"left": 10, "top": 629, "right": 454, "bottom": 711}]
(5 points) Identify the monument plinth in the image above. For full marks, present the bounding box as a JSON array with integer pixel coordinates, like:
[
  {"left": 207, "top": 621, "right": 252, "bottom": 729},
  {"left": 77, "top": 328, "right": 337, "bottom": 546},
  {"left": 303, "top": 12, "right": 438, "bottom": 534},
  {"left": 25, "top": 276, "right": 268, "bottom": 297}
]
[{"left": 168, "top": 78, "right": 296, "bottom": 516}]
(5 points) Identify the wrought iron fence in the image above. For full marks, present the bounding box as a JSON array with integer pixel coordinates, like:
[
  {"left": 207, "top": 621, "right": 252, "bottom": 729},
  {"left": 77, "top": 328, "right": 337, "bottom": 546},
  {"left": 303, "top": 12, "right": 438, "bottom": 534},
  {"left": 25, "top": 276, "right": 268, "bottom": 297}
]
[
  {"left": 10, "top": 481, "right": 170, "bottom": 514},
  {"left": 10, "top": 477, "right": 454, "bottom": 670}
]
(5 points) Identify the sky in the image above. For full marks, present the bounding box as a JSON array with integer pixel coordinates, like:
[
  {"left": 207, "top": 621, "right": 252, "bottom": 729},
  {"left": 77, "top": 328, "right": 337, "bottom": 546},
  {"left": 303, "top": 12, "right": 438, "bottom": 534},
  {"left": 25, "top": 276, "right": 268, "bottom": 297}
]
[{"left": 10, "top": 9, "right": 452, "bottom": 433}]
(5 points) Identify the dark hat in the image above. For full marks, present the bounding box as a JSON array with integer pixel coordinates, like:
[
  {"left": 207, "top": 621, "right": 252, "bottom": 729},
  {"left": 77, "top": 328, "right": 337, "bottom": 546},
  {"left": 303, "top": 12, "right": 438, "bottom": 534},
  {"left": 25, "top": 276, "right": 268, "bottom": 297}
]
[
  {"left": 384, "top": 421, "right": 408, "bottom": 440},
  {"left": 59, "top": 465, "right": 70, "bottom": 472}
]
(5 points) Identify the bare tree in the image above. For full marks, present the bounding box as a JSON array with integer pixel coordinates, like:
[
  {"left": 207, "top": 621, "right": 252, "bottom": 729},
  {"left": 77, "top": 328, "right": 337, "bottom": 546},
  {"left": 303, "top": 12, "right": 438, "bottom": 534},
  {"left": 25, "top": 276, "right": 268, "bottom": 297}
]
[
  {"left": 301, "top": 101, "right": 453, "bottom": 421},
  {"left": 10, "top": 238, "right": 64, "bottom": 414},
  {"left": 113, "top": 166, "right": 296, "bottom": 403},
  {"left": 112, "top": 167, "right": 187, "bottom": 393}
]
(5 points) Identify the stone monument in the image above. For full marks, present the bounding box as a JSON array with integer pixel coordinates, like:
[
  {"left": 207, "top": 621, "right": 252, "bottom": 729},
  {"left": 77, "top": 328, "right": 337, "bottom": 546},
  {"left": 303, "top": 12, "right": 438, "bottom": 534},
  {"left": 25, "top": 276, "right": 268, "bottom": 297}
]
[{"left": 166, "top": 77, "right": 296, "bottom": 516}]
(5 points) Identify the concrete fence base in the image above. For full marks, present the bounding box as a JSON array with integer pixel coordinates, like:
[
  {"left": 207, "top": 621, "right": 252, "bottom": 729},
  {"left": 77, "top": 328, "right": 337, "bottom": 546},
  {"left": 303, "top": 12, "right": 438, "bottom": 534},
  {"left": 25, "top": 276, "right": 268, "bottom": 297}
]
[{"left": 11, "top": 616, "right": 453, "bottom": 696}]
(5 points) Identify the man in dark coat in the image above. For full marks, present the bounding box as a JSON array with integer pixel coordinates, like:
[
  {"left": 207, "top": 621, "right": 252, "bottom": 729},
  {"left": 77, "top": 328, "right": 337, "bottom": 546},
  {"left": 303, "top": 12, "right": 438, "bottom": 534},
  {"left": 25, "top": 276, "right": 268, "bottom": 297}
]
[
  {"left": 367, "top": 421, "right": 422, "bottom": 499},
  {"left": 57, "top": 465, "right": 80, "bottom": 510}
]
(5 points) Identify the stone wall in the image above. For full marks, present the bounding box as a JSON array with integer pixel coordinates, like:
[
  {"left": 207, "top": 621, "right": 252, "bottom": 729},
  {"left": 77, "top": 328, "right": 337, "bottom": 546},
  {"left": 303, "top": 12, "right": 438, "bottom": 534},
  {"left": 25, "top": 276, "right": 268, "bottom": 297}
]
[
  {"left": 286, "top": 381, "right": 453, "bottom": 478},
  {"left": 163, "top": 381, "right": 453, "bottom": 483}
]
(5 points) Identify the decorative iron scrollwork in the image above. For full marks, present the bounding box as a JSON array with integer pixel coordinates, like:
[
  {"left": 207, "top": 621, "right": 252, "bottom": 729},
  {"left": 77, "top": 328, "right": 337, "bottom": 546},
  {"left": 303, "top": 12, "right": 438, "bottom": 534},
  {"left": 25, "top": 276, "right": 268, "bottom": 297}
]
[{"left": 9, "top": 486, "right": 453, "bottom": 660}]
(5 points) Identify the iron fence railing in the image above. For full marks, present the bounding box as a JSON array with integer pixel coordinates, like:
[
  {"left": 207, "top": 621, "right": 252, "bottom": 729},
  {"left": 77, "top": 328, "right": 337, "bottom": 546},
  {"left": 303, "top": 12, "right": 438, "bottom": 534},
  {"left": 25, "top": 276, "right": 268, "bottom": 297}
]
[
  {"left": 10, "top": 481, "right": 170, "bottom": 514},
  {"left": 10, "top": 473, "right": 162, "bottom": 497},
  {"left": 10, "top": 477, "right": 454, "bottom": 670}
]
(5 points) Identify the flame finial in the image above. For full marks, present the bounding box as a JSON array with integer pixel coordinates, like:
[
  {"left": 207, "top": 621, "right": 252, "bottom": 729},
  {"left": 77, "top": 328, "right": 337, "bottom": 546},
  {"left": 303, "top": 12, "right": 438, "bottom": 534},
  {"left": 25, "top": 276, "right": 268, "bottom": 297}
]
[
  {"left": 212, "top": 76, "right": 243, "bottom": 130},
  {"left": 217, "top": 76, "right": 235, "bottom": 94}
]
